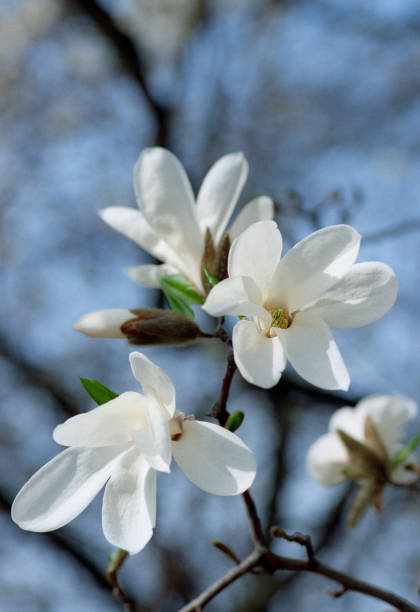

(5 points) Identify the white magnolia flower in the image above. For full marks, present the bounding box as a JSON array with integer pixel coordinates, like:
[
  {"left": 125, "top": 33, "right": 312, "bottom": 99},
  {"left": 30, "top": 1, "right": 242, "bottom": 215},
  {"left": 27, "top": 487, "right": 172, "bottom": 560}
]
[
  {"left": 100, "top": 147, "right": 273, "bottom": 293},
  {"left": 12, "top": 352, "right": 257, "bottom": 554},
  {"left": 307, "top": 394, "right": 418, "bottom": 486},
  {"left": 203, "top": 221, "right": 398, "bottom": 390}
]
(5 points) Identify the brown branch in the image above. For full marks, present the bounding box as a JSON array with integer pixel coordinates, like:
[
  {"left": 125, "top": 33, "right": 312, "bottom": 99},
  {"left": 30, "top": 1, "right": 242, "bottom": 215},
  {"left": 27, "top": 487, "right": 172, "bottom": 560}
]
[
  {"left": 178, "top": 549, "right": 262, "bottom": 612},
  {"left": 0, "top": 489, "right": 110, "bottom": 594},
  {"left": 0, "top": 338, "right": 79, "bottom": 417},
  {"left": 364, "top": 218, "right": 420, "bottom": 243},
  {"left": 180, "top": 544, "right": 419, "bottom": 612},
  {"left": 270, "top": 527, "right": 315, "bottom": 563},
  {"left": 68, "top": 0, "right": 170, "bottom": 146},
  {"left": 210, "top": 348, "right": 236, "bottom": 426},
  {"left": 106, "top": 549, "right": 134, "bottom": 612}
]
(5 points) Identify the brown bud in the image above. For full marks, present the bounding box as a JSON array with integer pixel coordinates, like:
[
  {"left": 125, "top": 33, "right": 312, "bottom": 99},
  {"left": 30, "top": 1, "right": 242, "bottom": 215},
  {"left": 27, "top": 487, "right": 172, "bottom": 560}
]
[
  {"left": 337, "top": 429, "right": 388, "bottom": 482},
  {"left": 215, "top": 231, "right": 231, "bottom": 282},
  {"left": 201, "top": 228, "right": 217, "bottom": 295},
  {"left": 364, "top": 416, "right": 389, "bottom": 465},
  {"left": 346, "top": 479, "right": 384, "bottom": 529},
  {"left": 121, "top": 309, "right": 202, "bottom": 345}
]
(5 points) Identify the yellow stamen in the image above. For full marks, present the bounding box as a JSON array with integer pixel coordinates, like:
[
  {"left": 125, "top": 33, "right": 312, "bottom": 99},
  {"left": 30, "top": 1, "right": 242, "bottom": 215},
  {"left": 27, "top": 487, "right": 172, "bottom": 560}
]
[{"left": 270, "top": 308, "right": 291, "bottom": 330}]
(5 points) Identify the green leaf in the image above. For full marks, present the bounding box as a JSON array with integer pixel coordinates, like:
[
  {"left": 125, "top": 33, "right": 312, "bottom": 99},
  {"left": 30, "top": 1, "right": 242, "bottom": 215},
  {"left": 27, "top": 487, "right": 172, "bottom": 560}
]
[
  {"left": 391, "top": 433, "right": 420, "bottom": 470},
  {"left": 225, "top": 411, "right": 244, "bottom": 433},
  {"left": 203, "top": 266, "right": 219, "bottom": 287},
  {"left": 160, "top": 274, "right": 203, "bottom": 319},
  {"left": 80, "top": 378, "right": 118, "bottom": 405}
]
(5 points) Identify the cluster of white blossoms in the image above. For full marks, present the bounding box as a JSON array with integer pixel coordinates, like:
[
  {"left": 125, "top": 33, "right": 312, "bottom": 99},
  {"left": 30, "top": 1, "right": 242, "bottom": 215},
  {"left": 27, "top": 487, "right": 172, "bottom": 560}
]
[
  {"left": 13, "top": 147, "right": 419, "bottom": 554},
  {"left": 308, "top": 394, "right": 418, "bottom": 487},
  {"left": 12, "top": 352, "right": 256, "bottom": 554},
  {"left": 100, "top": 147, "right": 273, "bottom": 293}
]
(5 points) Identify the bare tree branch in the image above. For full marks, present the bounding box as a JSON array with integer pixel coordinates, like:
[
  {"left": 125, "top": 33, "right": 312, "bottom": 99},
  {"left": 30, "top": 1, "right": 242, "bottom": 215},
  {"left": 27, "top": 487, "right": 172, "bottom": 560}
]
[
  {"left": 67, "top": 0, "right": 171, "bottom": 146},
  {"left": 364, "top": 218, "right": 420, "bottom": 242},
  {"left": 179, "top": 536, "right": 419, "bottom": 612}
]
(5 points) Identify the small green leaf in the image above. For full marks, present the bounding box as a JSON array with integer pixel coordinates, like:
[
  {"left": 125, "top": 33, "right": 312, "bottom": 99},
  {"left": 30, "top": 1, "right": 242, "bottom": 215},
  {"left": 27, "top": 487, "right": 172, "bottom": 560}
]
[
  {"left": 225, "top": 411, "right": 244, "bottom": 432},
  {"left": 203, "top": 267, "right": 219, "bottom": 287},
  {"left": 391, "top": 433, "right": 420, "bottom": 470},
  {"left": 80, "top": 378, "right": 118, "bottom": 405},
  {"left": 160, "top": 274, "right": 204, "bottom": 319},
  {"left": 161, "top": 288, "right": 193, "bottom": 319}
]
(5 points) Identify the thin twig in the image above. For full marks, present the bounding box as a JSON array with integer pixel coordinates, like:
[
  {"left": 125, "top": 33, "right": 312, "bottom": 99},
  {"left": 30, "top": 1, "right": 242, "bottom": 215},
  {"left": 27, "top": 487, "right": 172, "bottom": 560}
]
[
  {"left": 178, "top": 549, "right": 262, "bottom": 612},
  {"left": 270, "top": 527, "right": 315, "bottom": 563},
  {"left": 210, "top": 348, "right": 236, "bottom": 426},
  {"left": 106, "top": 549, "right": 134, "bottom": 611},
  {"left": 180, "top": 546, "right": 419, "bottom": 612}
]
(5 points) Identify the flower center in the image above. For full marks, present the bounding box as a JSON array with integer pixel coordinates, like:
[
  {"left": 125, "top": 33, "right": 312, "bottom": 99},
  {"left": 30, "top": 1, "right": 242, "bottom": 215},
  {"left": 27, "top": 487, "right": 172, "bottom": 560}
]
[
  {"left": 270, "top": 308, "right": 291, "bottom": 330},
  {"left": 170, "top": 415, "right": 184, "bottom": 441}
]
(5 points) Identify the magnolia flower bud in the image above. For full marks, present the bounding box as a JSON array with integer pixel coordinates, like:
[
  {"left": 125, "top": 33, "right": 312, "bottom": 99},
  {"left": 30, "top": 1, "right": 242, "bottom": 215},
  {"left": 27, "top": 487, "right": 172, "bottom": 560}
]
[{"left": 74, "top": 308, "right": 203, "bottom": 345}]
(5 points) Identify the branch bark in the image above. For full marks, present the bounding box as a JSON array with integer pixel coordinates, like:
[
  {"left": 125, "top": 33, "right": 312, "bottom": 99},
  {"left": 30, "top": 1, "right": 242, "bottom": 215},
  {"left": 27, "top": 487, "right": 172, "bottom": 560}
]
[{"left": 68, "top": 0, "right": 171, "bottom": 146}]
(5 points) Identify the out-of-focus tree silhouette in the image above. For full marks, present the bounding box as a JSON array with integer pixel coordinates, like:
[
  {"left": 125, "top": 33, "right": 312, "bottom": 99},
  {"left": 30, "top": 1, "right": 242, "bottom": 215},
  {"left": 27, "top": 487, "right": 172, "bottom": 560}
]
[{"left": 2, "top": 1, "right": 420, "bottom": 610}]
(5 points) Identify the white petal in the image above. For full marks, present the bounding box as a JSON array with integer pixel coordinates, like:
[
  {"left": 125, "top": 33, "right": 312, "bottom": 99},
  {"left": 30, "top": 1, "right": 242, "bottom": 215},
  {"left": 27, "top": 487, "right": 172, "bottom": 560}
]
[
  {"left": 229, "top": 196, "right": 274, "bottom": 241},
  {"left": 307, "top": 433, "right": 348, "bottom": 486},
  {"left": 228, "top": 220, "right": 283, "bottom": 297},
  {"left": 391, "top": 463, "right": 419, "bottom": 485},
  {"left": 172, "top": 420, "right": 256, "bottom": 495},
  {"left": 73, "top": 309, "right": 134, "bottom": 338},
  {"left": 267, "top": 225, "right": 361, "bottom": 313},
  {"left": 133, "top": 148, "right": 203, "bottom": 286},
  {"left": 131, "top": 423, "right": 170, "bottom": 473},
  {"left": 99, "top": 206, "right": 170, "bottom": 262},
  {"left": 11, "top": 445, "right": 126, "bottom": 532},
  {"left": 203, "top": 276, "right": 270, "bottom": 322},
  {"left": 305, "top": 262, "right": 399, "bottom": 328},
  {"left": 102, "top": 447, "right": 156, "bottom": 554},
  {"left": 53, "top": 393, "right": 148, "bottom": 447},
  {"left": 125, "top": 263, "right": 178, "bottom": 288},
  {"left": 129, "top": 351, "right": 175, "bottom": 416},
  {"left": 232, "top": 319, "right": 286, "bottom": 389},
  {"left": 356, "top": 394, "right": 418, "bottom": 455},
  {"left": 284, "top": 311, "right": 350, "bottom": 390},
  {"left": 329, "top": 407, "right": 365, "bottom": 441},
  {"left": 196, "top": 153, "right": 248, "bottom": 244}
]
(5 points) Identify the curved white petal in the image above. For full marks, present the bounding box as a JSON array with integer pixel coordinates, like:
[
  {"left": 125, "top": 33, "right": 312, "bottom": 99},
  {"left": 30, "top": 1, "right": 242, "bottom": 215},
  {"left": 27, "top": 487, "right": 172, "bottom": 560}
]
[
  {"left": 129, "top": 351, "right": 175, "bottom": 416},
  {"left": 305, "top": 262, "right": 399, "bottom": 328},
  {"left": 99, "top": 206, "right": 170, "bottom": 262},
  {"left": 125, "top": 263, "right": 178, "bottom": 288},
  {"left": 11, "top": 445, "right": 127, "bottom": 532},
  {"left": 356, "top": 394, "right": 418, "bottom": 455},
  {"left": 196, "top": 153, "right": 248, "bottom": 244},
  {"left": 132, "top": 395, "right": 172, "bottom": 472},
  {"left": 329, "top": 407, "right": 365, "bottom": 441},
  {"left": 203, "top": 276, "right": 269, "bottom": 322},
  {"left": 131, "top": 425, "right": 170, "bottom": 473},
  {"left": 268, "top": 225, "right": 361, "bottom": 313},
  {"left": 73, "top": 309, "right": 133, "bottom": 338},
  {"left": 229, "top": 196, "right": 274, "bottom": 241},
  {"left": 391, "top": 463, "right": 419, "bottom": 485},
  {"left": 232, "top": 319, "right": 286, "bottom": 389},
  {"left": 307, "top": 433, "right": 348, "bottom": 486},
  {"left": 172, "top": 420, "right": 256, "bottom": 495},
  {"left": 284, "top": 311, "right": 350, "bottom": 390},
  {"left": 53, "top": 393, "right": 148, "bottom": 448},
  {"left": 102, "top": 447, "right": 156, "bottom": 554},
  {"left": 133, "top": 148, "right": 203, "bottom": 286},
  {"left": 228, "top": 221, "right": 283, "bottom": 297}
]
